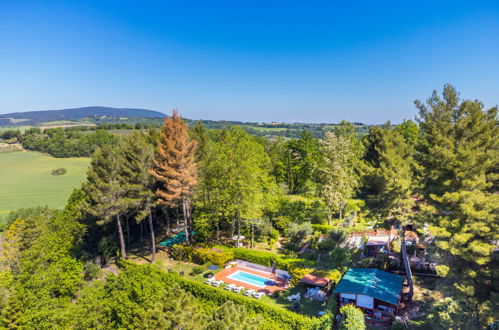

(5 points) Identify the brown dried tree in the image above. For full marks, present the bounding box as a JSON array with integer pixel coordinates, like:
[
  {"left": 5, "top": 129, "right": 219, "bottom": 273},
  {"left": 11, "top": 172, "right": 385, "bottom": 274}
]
[{"left": 149, "top": 110, "right": 197, "bottom": 244}]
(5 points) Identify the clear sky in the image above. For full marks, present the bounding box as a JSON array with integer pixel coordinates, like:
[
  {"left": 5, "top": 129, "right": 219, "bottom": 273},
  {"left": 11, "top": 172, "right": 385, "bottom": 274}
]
[{"left": 0, "top": 1, "right": 498, "bottom": 123}]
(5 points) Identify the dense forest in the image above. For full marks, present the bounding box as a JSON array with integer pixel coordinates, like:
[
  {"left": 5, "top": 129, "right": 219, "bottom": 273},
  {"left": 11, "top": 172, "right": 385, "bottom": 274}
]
[{"left": 0, "top": 85, "right": 497, "bottom": 329}]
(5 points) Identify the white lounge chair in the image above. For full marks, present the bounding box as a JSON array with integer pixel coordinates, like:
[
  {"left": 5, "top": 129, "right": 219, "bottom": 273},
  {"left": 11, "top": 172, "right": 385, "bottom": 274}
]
[
  {"left": 244, "top": 289, "right": 255, "bottom": 296},
  {"left": 287, "top": 293, "right": 300, "bottom": 302},
  {"left": 204, "top": 278, "right": 215, "bottom": 285},
  {"left": 233, "top": 286, "right": 244, "bottom": 293},
  {"left": 224, "top": 283, "right": 236, "bottom": 291},
  {"left": 252, "top": 292, "right": 265, "bottom": 299},
  {"left": 212, "top": 280, "right": 223, "bottom": 287}
]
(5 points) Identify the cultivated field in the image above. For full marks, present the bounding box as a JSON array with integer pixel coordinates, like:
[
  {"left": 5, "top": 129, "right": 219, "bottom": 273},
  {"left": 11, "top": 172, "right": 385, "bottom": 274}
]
[{"left": 0, "top": 151, "right": 90, "bottom": 219}]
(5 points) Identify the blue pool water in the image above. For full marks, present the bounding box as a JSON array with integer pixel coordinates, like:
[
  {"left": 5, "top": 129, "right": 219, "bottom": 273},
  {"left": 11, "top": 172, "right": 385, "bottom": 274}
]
[{"left": 227, "top": 270, "right": 274, "bottom": 288}]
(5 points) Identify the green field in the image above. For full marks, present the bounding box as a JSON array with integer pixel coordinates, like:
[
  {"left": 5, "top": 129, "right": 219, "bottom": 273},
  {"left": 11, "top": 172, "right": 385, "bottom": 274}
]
[{"left": 0, "top": 151, "right": 90, "bottom": 219}]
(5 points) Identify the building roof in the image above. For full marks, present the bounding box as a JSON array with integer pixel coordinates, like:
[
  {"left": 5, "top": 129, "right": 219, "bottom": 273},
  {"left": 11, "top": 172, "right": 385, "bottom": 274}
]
[
  {"left": 333, "top": 268, "right": 404, "bottom": 305},
  {"left": 366, "top": 236, "right": 389, "bottom": 246},
  {"left": 300, "top": 274, "right": 329, "bottom": 287}
]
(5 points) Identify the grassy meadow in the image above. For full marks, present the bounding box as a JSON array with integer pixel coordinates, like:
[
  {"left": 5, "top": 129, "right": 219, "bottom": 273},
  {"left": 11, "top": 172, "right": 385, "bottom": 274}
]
[{"left": 0, "top": 151, "right": 90, "bottom": 220}]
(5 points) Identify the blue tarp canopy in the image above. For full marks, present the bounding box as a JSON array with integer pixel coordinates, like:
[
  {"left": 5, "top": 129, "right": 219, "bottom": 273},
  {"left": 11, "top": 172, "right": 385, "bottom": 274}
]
[{"left": 159, "top": 231, "right": 195, "bottom": 246}]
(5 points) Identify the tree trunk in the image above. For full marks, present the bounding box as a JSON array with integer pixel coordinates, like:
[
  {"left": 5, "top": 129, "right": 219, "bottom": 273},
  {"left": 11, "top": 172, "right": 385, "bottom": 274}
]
[
  {"left": 251, "top": 221, "right": 254, "bottom": 249},
  {"left": 182, "top": 199, "right": 190, "bottom": 245},
  {"left": 116, "top": 214, "right": 126, "bottom": 259},
  {"left": 139, "top": 220, "right": 144, "bottom": 242},
  {"left": 164, "top": 207, "right": 170, "bottom": 234},
  {"left": 237, "top": 217, "right": 241, "bottom": 248},
  {"left": 148, "top": 210, "right": 156, "bottom": 263},
  {"left": 401, "top": 226, "right": 414, "bottom": 302},
  {"left": 125, "top": 215, "right": 131, "bottom": 250},
  {"left": 216, "top": 221, "right": 220, "bottom": 241},
  {"left": 231, "top": 219, "right": 236, "bottom": 247}
]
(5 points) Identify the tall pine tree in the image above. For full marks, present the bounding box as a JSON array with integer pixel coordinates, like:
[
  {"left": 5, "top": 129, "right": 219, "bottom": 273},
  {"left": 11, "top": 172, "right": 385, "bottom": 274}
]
[
  {"left": 150, "top": 110, "right": 197, "bottom": 245},
  {"left": 119, "top": 131, "right": 156, "bottom": 262},
  {"left": 84, "top": 145, "right": 128, "bottom": 259},
  {"left": 416, "top": 85, "right": 498, "bottom": 324}
]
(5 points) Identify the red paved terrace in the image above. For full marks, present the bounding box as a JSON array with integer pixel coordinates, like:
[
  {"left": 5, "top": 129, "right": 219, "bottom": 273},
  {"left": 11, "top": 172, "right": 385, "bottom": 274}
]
[{"left": 214, "top": 266, "right": 288, "bottom": 294}]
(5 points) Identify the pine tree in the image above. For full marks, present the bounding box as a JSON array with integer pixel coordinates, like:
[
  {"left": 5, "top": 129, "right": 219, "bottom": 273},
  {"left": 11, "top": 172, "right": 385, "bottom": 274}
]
[
  {"left": 84, "top": 145, "right": 128, "bottom": 258},
  {"left": 416, "top": 85, "right": 498, "bottom": 321},
  {"left": 362, "top": 124, "right": 414, "bottom": 219},
  {"left": 149, "top": 110, "right": 197, "bottom": 245},
  {"left": 119, "top": 131, "right": 156, "bottom": 262}
]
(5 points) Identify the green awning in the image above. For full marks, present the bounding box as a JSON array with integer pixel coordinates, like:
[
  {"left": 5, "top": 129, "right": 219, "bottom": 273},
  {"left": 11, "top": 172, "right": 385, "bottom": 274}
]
[{"left": 333, "top": 268, "right": 403, "bottom": 305}]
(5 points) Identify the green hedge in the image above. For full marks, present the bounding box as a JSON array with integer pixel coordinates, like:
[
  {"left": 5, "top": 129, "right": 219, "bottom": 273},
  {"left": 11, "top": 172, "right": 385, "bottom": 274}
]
[
  {"left": 170, "top": 245, "right": 234, "bottom": 267},
  {"left": 121, "top": 262, "right": 324, "bottom": 329}
]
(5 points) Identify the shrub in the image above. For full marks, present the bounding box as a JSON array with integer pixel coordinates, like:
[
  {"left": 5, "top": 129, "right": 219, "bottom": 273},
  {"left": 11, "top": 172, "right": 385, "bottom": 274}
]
[
  {"left": 286, "top": 222, "right": 313, "bottom": 242},
  {"left": 311, "top": 224, "right": 333, "bottom": 234},
  {"left": 192, "top": 248, "right": 233, "bottom": 267},
  {"left": 269, "top": 229, "right": 280, "bottom": 240},
  {"left": 171, "top": 245, "right": 233, "bottom": 267},
  {"left": 51, "top": 168, "right": 67, "bottom": 175},
  {"left": 269, "top": 238, "right": 276, "bottom": 248},
  {"left": 339, "top": 304, "right": 365, "bottom": 330},
  {"left": 83, "top": 262, "right": 101, "bottom": 281},
  {"left": 288, "top": 266, "right": 312, "bottom": 286},
  {"left": 191, "top": 264, "right": 207, "bottom": 276}
]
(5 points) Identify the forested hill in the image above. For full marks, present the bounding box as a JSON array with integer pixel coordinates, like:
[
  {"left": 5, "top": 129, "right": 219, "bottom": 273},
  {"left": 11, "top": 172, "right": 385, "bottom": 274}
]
[{"left": 0, "top": 106, "right": 166, "bottom": 122}]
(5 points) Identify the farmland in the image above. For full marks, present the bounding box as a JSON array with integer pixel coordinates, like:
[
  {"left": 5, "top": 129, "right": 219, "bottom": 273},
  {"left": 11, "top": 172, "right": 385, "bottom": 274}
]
[{"left": 0, "top": 151, "right": 90, "bottom": 220}]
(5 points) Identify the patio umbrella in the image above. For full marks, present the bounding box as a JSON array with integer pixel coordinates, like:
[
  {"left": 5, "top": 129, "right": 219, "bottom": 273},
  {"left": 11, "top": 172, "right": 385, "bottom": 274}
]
[{"left": 208, "top": 265, "right": 219, "bottom": 271}]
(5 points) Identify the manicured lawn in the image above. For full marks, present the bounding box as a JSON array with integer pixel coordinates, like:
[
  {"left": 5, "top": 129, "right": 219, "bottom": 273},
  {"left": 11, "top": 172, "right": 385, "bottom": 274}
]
[{"left": 0, "top": 151, "right": 90, "bottom": 219}]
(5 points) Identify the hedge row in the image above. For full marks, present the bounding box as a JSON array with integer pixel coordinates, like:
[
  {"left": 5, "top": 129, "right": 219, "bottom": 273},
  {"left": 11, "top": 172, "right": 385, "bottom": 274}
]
[{"left": 121, "top": 262, "right": 326, "bottom": 329}]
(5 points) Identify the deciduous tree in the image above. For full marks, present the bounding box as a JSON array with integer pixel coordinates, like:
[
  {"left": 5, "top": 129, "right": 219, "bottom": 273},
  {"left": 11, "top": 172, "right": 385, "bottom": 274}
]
[{"left": 317, "top": 132, "right": 359, "bottom": 224}]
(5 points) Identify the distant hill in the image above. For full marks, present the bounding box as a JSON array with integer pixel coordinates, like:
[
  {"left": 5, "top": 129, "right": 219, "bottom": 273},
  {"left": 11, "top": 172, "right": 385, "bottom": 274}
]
[
  {"left": 0, "top": 106, "right": 373, "bottom": 138},
  {"left": 0, "top": 106, "right": 166, "bottom": 122}
]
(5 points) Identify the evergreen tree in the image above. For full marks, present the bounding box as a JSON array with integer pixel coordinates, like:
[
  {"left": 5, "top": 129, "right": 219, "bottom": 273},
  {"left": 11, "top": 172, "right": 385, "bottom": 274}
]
[
  {"left": 150, "top": 110, "right": 198, "bottom": 244},
  {"left": 119, "top": 131, "right": 156, "bottom": 262},
  {"left": 416, "top": 85, "right": 498, "bottom": 323},
  {"left": 362, "top": 124, "right": 414, "bottom": 219},
  {"left": 84, "top": 145, "right": 128, "bottom": 258}
]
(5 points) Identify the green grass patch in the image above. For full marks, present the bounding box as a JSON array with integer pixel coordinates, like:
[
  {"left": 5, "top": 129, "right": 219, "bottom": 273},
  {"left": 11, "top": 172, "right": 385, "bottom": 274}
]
[
  {"left": 0, "top": 151, "right": 90, "bottom": 218},
  {"left": 0, "top": 125, "right": 33, "bottom": 133}
]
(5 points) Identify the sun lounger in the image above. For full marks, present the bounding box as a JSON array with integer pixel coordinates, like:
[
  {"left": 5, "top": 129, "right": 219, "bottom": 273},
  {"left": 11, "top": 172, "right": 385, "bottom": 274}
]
[
  {"left": 233, "top": 286, "right": 244, "bottom": 293},
  {"left": 252, "top": 292, "right": 265, "bottom": 299},
  {"left": 287, "top": 293, "right": 300, "bottom": 301},
  {"left": 224, "top": 283, "right": 236, "bottom": 290},
  {"left": 212, "top": 280, "right": 223, "bottom": 287},
  {"left": 204, "top": 278, "right": 215, "bottom": 285},
  {"left": 244, "top": 289, "right": 255, "bottom": 296}
]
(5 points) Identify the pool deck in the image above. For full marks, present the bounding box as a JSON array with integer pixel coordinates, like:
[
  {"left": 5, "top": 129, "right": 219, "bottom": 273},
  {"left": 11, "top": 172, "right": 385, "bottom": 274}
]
[{"left": 214, "top": 266, "right": 288, "bottom": 294}]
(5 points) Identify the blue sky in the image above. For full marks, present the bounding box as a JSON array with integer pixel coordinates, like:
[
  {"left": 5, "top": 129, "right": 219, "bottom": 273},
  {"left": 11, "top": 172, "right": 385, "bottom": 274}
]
[{"left": 0, "top": 1, "right": 498, "bottom": 123}]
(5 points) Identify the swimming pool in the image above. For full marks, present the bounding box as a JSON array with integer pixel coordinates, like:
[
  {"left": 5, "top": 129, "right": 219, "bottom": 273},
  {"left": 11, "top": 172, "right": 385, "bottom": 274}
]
[{"left": 227, "top": 270, "right": 274, "bottom": 288}]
